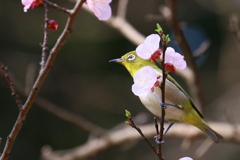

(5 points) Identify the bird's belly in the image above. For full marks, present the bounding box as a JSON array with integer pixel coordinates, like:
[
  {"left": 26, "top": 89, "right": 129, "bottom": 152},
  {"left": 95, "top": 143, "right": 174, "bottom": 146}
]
[{"left": 139, "top": 88, "right": 185, "bottom": 121}]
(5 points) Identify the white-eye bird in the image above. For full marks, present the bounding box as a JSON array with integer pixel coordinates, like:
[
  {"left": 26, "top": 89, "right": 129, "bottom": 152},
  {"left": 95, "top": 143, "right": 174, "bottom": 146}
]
[{"left": 110, "top": 51, "right": 223, "bottom": 143}]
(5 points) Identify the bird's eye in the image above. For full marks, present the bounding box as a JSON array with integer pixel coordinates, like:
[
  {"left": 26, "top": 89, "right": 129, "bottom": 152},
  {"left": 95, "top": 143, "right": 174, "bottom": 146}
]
[{"left": 127, "top": 54, "right": 136, "bottom": 61}]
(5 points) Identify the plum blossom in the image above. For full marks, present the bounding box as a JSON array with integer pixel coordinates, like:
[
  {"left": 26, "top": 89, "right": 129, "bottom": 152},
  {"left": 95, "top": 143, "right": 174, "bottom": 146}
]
[
  {"left": 47, "top": 20, "right": 58, "bottom": 31},
  {"left": 132, "top": 66, "right": 161, "bottom": 97},
  {"left": 22, "top": 0, "right": 43, "bottom": 12},
  {"left": 164, "top": 47, "right": 187, "bottom": 73},
  {"left": 179, "top": 157, "right": 193, "bottom": 160},
  {"left": 136, "top": 34, "right": 161, "bottom": 60},
  {"left": 86, "top": 0, "right": 112, "bottom": 21}
]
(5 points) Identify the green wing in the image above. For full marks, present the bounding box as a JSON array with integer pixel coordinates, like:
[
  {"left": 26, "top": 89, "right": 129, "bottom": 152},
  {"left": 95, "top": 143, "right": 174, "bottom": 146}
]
[{"left": 167, "top": 74, "right": 204, "bottom": 119}]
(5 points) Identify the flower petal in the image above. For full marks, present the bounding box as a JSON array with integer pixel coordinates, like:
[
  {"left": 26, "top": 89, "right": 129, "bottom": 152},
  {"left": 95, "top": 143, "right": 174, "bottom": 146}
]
[
  {"left": 22, "top": 0, "right": 34, "bottom": 6},
  {"left": 179, "top": 157, "right": 193, "bottom": 160},
  {"left": 87, "top": 0, "right": 112, "bottom": 21},
  {"left": 132, "top": 66, "right": 159, "bottom": 97},
  {"left": 132, "top": 83, "right": 150, "bottom": 97},
  {"left": 136, "top": 43, "right": 153, "bottom": 59},
  {"left": 97, "top": 4, "right": 111, "bottom": 20},
  {"left": 164, "top": 47, "right": 186, "bottom": 71},
  {"left": 144, "top": 34, "right": 160, "bottom": 51},
  {"left": 22, "top": 0, "right": 34, "bottom": 12},
  {"left": 23, "top": 4, "right": 31, "bottom": 12},
  {"left": 136, "top": 34, "right": 160, "bottom": 60}
]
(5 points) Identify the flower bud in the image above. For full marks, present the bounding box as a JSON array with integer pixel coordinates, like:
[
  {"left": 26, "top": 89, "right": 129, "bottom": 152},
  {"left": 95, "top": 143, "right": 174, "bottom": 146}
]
[{"left": 47, "top": 20, "right": 58, "bottom": 31}]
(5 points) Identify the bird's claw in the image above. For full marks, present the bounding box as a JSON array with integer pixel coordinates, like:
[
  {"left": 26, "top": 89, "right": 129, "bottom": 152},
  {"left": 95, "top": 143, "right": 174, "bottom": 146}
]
[
  {"left": 160, "top": 102, "right": 167, "bottom": 109},
  {"left": 154, "top": 135, "right": 165, "bottom": 144},
  {"left": 160, "top": 102, "right": 182, "bottom": 110}
]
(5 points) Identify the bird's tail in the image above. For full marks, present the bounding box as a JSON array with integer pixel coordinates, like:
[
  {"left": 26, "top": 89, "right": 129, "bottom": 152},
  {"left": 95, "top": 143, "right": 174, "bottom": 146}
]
[
  {"left": 187, "top": 118, "right": 223, "bottom": 143},
  {"left": 203, "top": 126, "right": 223, "bottom": 143}
]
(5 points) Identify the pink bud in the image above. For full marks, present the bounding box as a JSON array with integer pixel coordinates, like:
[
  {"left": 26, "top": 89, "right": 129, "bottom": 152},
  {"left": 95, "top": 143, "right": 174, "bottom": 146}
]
[{"left": 47, "top": 20, "right": 58, "bottom": 31}]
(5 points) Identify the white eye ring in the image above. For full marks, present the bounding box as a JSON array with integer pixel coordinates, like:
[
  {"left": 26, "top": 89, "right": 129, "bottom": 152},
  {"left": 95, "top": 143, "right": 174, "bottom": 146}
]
[{"left": 127, "top": 54, "right": 136, "bottom": 61}]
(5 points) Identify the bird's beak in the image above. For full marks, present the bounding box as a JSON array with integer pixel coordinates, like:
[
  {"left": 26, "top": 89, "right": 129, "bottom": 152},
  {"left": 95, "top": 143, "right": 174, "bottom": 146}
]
[{"left": 109, "top": 58, "right": 123, "bottom": 63}]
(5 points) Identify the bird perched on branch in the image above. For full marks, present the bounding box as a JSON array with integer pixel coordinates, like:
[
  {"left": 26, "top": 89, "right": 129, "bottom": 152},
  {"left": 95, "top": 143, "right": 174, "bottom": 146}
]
[{"left": 110, "top": 51, "right": 223, "bottom": 143}]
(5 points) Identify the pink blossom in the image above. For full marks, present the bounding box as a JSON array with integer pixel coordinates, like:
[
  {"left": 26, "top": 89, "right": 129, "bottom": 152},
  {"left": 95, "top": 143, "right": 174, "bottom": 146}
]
[
  {"left": 47, "top": 20, "right": 58, "bottom": 31},
  {"left": 179, "top": 157, "right": 193, "bottom": 160},
  {"left": 22, "top": 0, "right": 43, "bottom": 12},
  {"left": 164, "top": 47, "right": 186, "bottom": 72},
  {"left": 86, "top": 0, "right": 112, "bottom": 21},
  {"left": 136, "top": 34, "right": 161, "bottom": 60},
  {"left": 132, "top": 66, "right": 161, "bottom": 97}
]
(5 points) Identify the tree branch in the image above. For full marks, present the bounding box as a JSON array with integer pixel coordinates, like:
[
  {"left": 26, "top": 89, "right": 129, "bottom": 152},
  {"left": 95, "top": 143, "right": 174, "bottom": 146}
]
[
  {"left": 0, "top": 1, "right": 86, "bottom": 159},
  {"left": 126, "top": 111, "right": 158, "bottom": 155},
  {"left": 167, "top": 0, "right": 204, "bottom": 111},
  {"left": 42, "top": 0, "right": 71, "bottom": 14},
  {"left": 41, "top": 122, "right": 238, "bottom": 160},
  {"left": 35, "top": 97, "right": 107, "bottom": 136},
  {"left": 40, "top": 3, "right": 49, "bottom": 70},
  {"left": 82, "top": 4, "right": 145, "bottom": 46},
  {"left": 157, "top": 29, "right": 169, "bottom": 160}
]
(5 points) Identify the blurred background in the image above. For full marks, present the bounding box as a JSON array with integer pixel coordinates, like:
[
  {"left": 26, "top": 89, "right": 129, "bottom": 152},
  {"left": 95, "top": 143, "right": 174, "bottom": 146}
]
[{"left": 1, "top": 0, "right": 240, "bottom": 159}]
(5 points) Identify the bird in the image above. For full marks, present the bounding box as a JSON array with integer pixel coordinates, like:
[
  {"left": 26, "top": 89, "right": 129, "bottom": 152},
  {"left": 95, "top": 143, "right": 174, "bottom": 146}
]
[{"left": 110, "top": 51, "right": 223, "bottom": 143}]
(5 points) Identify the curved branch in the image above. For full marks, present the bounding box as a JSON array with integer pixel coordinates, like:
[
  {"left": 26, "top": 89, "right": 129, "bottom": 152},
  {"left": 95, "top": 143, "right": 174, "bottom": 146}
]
[
  {"left": 35, "top": 97, "right": 107, "bottom": 136},
  {"left": 82, "top": 5, "right": 145, "bottom": 46},
  {"left": 42, "top": 0, "right": 71, "bottom": 14},
  {"left": 41, "top": 122, "right": 239, "bottom": 160}
]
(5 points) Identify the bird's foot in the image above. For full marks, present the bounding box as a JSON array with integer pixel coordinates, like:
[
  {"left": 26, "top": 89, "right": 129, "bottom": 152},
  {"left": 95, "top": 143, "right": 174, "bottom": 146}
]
[
  {"left": 160, "top": 102, "right": 167, "bottom": 109},
  {"left": 160, "top": 102, "right": 182, "bottom": 110},
  {"left": 154, "top": 135, "right": 165, "bottom": 144}
]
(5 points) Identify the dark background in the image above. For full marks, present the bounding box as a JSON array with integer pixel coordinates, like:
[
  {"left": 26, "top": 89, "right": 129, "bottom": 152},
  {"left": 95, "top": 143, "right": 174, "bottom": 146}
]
[{"left": 0, "top": 0, "right": 240, "bottom": 159}]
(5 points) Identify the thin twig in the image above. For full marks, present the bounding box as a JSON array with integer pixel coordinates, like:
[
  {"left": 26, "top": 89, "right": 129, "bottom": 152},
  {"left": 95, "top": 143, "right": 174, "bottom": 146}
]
[
  {"left": 157, "top": 30, "right": 168, "bottom": 160},
  {"left": 126, "top": 115, "right": 157, "bottom": 155},
  {"left": 154, "top": 117, "right": 160, "bottom": 135},
  {"left": 40, "top": 3, "right": 49, "bottom": 70},
  {"left": 0, "top": 62, "right": 23, "bottom": 110},
  {"left": 154, "top": 116, "right": 162, "bottom": 160},
  {"left": 42, "top": 0, "right": 71, "bottom": 14},
  {"left": 0, "top": 1, "right": 86, "bottom": 160}
]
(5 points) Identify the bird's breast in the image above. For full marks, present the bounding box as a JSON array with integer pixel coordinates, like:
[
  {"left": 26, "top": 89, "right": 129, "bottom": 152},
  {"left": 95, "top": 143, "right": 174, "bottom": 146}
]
[{"left": 139, "top": 81, "right": 187, "bottom": 121}]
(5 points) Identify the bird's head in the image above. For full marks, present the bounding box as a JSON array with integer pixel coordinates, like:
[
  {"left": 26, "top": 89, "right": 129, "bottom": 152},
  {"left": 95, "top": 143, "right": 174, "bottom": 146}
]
[{"left": 110, "top": 51, "right": 156, "bottom": 77}]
